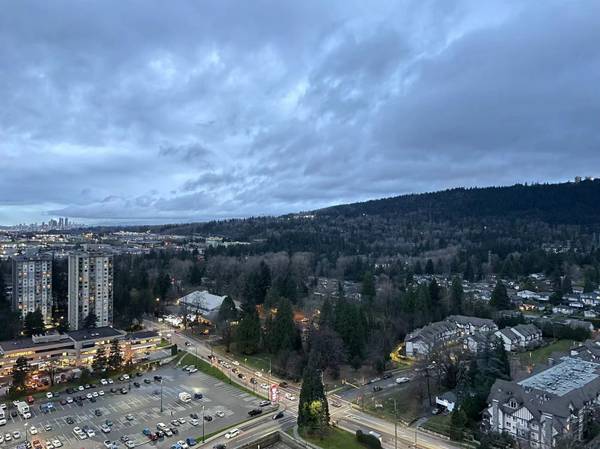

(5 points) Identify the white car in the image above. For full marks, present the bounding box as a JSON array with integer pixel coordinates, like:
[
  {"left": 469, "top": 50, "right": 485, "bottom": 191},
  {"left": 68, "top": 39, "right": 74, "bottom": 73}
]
[
  {"left": 215, "top": 411, "right": 225, "bottom": 418},
  {"left": 47, "top": 443, "right": 55, "bottom": 449},
  {"left": 260, "top": 383, "right": 269, "bottom": 390},
  {"left": 125, "top": 440, "right": 135, "bottom": 448},
  {"left": 92, "top": 392, "right": 99, "bottom": 398},
  {"left": 13, "top": 431, "right": 21, "bottom": 439},
  {"left": 23, "top": 412, "right": 32, "bottom": 419},
  {"left": 108, "top": 378, "right": 114, "bottom": 384},
  {"left": 101, "top": 379, "right": 108, "bottom": 385},
  {"left": 99, "top": 390, "right": 105, "bottom": 396},
  {"left": 395, "top": 377, "right": 410, "bottom": 384},
  {"left": 52, "top": 439, "right": 63, "bottom": 447},
  {"left": 30, "top": 426, "right": 38, "bottom": 435},
  {"left": 86, "top": 428, "right": 96, "bottom": 438},
  {"left": 122, "top": 374, "right": 130, "bottom": 380},
  {"left": 177, "top": 440, "right": 189, "bottom": 449},
  {"left": 232, "top": 361, "right": 240, "bottom": 366},
  {"left": 86, "top": 393, "right": 93, "bottom": 400},
  {"left": 66, "top": 397, "right": 74, "bottom": 403},
  {"left": 225, "top": 428, "right": 240, "bottom": 439},
  {"left": 255, "top": 371, "right": 263, "bottom": 377},
  {"left": 0, "top": 419, "right": 6, "bottom": 426},
  {"left": 189, "top": 419, "right": 199, "bottom": 426},
  {"left": 103, "top": 440, "right": 113, "bottom": 448},
  {"left": 0, "top": 404, "right": 6, "bottom": 410},
  {"left": 4, "top": 433, "right": 12, "bottom": 442},
  {"left": 101, "top": 424, "right": 111, "bottom": 433},
  {"left": 285, "top": 393, "right": 296, "bottom": 401},
  {"left": 0, "top": 435, "right": 4, "bottom": 444},
  {"left": 78, "top": 386, "right": 85, "bottom": 391},
  {"left": 177, "top": 417, "right": 186, "bottom": 424},
  {"left": 46, "top": 392, "right": 53, "bottom": 399},
  {"left": 164, "top": 429, "right": 173, "bottom": 437},
  {"left": 189, "top": 367, "right": 197, "bottom": 373}
]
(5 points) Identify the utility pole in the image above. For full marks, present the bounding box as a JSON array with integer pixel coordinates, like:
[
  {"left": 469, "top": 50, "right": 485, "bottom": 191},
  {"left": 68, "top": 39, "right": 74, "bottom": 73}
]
[
  {"left": 160, "top": 378, "right": 164, "bottom": 413},
  {"left": 393, "top": 399, "right": 398, "bottom": 449},
  {"left": 425, "top": 367, "right": 432, "bottom": 406}
]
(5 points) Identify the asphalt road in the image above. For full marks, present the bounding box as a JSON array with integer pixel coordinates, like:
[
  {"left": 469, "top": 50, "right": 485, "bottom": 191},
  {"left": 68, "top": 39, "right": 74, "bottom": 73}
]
[
  {"left": 0, "top": 363, "right": 275, "bottom": 449},
  {"left": 146, "top": 319, "right": 462, "bottom": 449}
]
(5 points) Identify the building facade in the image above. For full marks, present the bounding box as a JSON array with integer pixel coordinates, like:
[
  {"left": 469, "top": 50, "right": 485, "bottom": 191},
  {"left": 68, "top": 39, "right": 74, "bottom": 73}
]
[
  {"left": 68, "top": 252, "right": 113, "bottom": 330},
  {"left": 0, "top": 327, "right": 161, "bottom": 381},
  {"left": 486, "top": 356, "right": 600, "bottom": 448},
  {"left": 11, "top": 254, "right": 53, "bottom": 324}
]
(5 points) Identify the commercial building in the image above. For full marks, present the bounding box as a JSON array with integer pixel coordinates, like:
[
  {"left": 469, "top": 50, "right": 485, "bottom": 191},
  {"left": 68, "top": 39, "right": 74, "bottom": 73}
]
[
  {"left": 68, "top": 252, "right": 113, "bottom": 330},
  {"left": 11, "top": 254, "right": 53, "bottom": 324},
  {"left": 486, "top": 356, "right": 600, "bottom": 448},
  {"left": 0, "top": 327, "right": 161, "bottom": 381}
]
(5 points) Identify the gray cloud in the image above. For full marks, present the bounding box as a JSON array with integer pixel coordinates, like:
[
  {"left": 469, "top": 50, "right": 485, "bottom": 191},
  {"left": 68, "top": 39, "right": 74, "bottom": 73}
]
[{"left": 1, "top": 0, "right": 599, "bottom": 224}]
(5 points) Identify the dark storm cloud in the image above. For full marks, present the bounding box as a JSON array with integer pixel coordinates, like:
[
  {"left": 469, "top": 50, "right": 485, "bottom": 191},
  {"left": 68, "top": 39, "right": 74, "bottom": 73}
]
[{"left": 1, "top": 0, "right": 599, "bottom": 223}]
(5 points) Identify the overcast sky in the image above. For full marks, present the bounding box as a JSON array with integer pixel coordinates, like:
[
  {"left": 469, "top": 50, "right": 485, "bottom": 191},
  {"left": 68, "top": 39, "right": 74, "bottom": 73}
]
[{"left": 1, "top": 0, "right": 599, "bottom": 225}]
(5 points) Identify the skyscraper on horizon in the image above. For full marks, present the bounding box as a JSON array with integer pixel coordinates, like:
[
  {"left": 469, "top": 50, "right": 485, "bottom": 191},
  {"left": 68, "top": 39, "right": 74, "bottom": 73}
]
[
  {"left": 11, "top": 253, "right": 53, "bottom": 325},
  {"left": 68, "top": 251, "right": 113, "bottom": 330}
]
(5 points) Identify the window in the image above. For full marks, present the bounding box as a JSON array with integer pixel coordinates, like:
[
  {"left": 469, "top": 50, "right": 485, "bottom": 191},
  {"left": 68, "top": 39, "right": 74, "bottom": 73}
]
[{"left": 508, "top": 399, "right": 518, "bottom": 408}]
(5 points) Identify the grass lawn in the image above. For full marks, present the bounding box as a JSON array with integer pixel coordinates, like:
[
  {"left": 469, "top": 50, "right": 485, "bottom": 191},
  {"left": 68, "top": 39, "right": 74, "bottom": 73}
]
[
  {"left": 301, "top": 428, "right": 367, "bottom": 449},
  {"left": 422, "top": 413, "right": 452, "bottom": 436},
  {"left": 518, "top": 339, "right": 574, "bottom": 368},
  {"left": 178, "top": 352, "right": 267, "bottom": 399},
  {"left": 211, "top": 345, "right": 272, "bottom": 373}
]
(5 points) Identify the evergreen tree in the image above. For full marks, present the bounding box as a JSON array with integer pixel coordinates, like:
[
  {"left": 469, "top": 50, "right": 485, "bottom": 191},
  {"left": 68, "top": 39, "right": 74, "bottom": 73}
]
[
  {"left": 108, "top": 339, "right": 123, "bottom": 371},
  {"left": 270, "top": 298, "right": 297, "bottom": 354},
  {"left": 490, "top": 281, "right": 511, "bottom": 310},
  {"left": 12, "top": 356, "right": 29, "bottom": 391},
  {"left": 82, "top": 311, "right": 98, "bottom": 329},
  {"left": 188, "top": 263, "right": 203, "bottom": 285},
  {"left": 319, "top": 298, "right": 334, "bottom": 328},
  {"left": 92, "top": 346, "right": 108, "bottom": 373},
  {"left": 361, "top": 272, "right": 376, "bottom": 302},
  {"left": 449, "top": 277, "right": 463, "bottom": 315},
  {"left": 23, "top": 310, "right": 45, "bottom": 336},
  {"left": 425, "top": 259, "right": 435, "bottom": 275},
  {"left": 154, "top": 272, "right": 171, "bottom": 300},
  {"left": 561, "top": 275, "right": 573, "bottom": 295},
  {"left": 297, "top": 354, "right": 329, "bottom": 433},
  {"left": 235, "top": 303, "right": 261, "bottom": 354},
  {"left": 217, "top": 296, "right": 238, "bottom": 323}
]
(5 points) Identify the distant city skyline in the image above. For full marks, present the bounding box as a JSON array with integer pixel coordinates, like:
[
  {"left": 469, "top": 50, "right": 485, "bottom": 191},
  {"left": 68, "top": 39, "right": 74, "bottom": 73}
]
[{"left": 1, "top": 1, "right": 599, "bottom": 224}]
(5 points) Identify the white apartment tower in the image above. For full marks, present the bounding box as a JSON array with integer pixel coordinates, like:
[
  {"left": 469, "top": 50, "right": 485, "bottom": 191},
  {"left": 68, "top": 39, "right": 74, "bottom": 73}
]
[
  {"left": 68, "top": 252, "right": 113, "bottom": 330},
  {"left": 11, "top": 254, "right": 53, "bottom": 324}
]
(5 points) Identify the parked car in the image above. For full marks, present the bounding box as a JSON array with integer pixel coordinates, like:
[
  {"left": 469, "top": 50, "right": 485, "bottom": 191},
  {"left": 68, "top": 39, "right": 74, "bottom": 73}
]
[{"left": 248, "top": 409, "right": 262, "bottom": 417}]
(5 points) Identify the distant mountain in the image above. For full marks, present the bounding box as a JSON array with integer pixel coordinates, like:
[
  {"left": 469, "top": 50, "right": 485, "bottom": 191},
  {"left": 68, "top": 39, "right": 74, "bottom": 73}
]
[{"left": 315, "top": 180, "right": 600, "bottom": 225}]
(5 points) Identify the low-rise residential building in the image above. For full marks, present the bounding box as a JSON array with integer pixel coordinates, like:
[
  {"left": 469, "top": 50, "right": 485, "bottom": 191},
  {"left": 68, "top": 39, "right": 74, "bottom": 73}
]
[
  {"left": 405, "top": 315, "right": 498, "bottom": 357},
  {"left": 495, "top": 324, "right": 543, "bottom": 352},
  {"left": 486, "top": 356, "right": 600, "bottom": 448}
]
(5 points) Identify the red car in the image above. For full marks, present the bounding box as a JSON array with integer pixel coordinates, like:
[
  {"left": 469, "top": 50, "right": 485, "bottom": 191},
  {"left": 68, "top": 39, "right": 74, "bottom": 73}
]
[{"left": 26, "top": 395, "right": 35, "bottom": 404}]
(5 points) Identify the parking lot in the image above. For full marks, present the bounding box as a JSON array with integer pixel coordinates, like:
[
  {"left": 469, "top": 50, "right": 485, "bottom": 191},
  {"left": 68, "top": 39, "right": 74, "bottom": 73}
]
[{"left": 0, "top": 363, "right": 276, "bottom": 449}]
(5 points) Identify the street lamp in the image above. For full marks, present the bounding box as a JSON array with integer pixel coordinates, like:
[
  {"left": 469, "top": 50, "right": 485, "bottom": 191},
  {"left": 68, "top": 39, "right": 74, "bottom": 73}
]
[{"left": 202, "top": 404, "right": 205, "bottom": 443}]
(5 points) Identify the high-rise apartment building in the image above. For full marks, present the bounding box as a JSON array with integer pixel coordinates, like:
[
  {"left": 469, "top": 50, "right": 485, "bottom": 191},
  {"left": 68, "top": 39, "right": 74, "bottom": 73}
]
[
  {"left": 68, "top": 252, "right": 113, "bottom": 330},
  {"left": 11, "top": 254, "right": 53, "bottom": 324}
]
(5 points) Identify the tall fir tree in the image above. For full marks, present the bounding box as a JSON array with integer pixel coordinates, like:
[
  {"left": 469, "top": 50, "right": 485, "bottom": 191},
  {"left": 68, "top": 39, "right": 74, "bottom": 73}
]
[
  {"left": 235, "top": 303, "right": 261, "bottom": 354},
  {"left": 449, "top": 276, "right": 463, "bottom": 315},
  {"left": 92, "top": 346, "right": 108, "bottom": 373},
  {"left": 297, "top": 354, "right": 329, "bottom": 433},
  {"left": 12, "top": 356, "right": 29, "bottom": 391},
  {"left": 490, "top": 281, "right": 511, "bottom": 310},
  {"left": 108, "top": 339, "right": 123, "bottom": 371}
]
